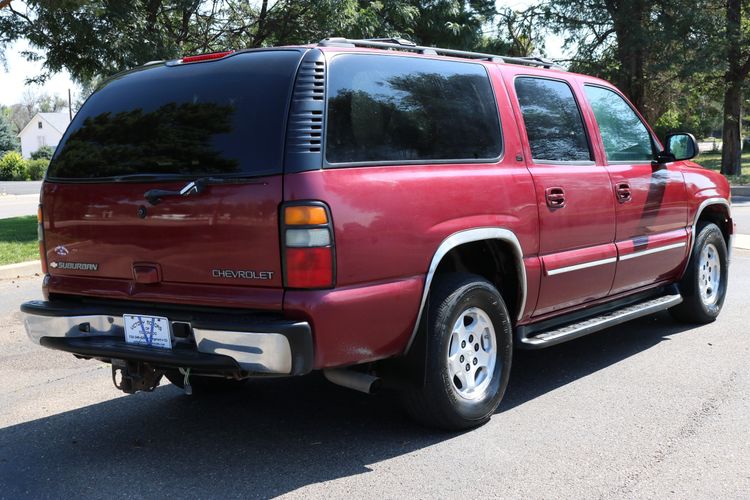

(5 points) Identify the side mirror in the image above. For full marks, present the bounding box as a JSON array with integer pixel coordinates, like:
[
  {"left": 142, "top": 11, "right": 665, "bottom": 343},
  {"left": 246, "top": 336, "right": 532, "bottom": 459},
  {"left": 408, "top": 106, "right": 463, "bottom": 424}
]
[{"left": 661, "top": 132, "right": 698, "bottom": 162}]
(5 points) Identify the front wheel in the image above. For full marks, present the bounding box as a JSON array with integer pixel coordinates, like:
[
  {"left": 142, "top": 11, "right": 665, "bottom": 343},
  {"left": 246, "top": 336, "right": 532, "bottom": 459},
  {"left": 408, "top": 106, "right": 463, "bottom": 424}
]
[
  {"left": 401, "top": 273, "right": 513, "bottom": 430},
  {"left": 670, "top": 222, "right": 728, "bottom": 323}
]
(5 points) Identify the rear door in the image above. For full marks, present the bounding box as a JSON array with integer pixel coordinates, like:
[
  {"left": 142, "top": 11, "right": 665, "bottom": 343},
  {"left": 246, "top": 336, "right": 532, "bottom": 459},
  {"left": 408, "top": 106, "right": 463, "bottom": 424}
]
[
  {"left": 509, "top": 75, "right": 617, "bottom": 317},
  {"left": 43, "top": 50, "right": 305, "bottom": 299},
  {"left": 582, "top": 85, "right": 689, "bottom": 295}
]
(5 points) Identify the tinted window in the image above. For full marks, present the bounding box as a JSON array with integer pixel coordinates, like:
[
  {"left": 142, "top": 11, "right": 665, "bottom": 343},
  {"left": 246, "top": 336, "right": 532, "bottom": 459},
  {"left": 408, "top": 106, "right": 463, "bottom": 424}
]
[
  {"left": 48, "top": 50, "right": 302, "bottom": 180},
  {"left": 514, "top": 77, "right": 591, "bottom": 162},
  {"left": 584, "top": 85, "right": 653, "bottom": 162},
  {"left": 326, "top": 54, "right": 501, "bottom": 164}
]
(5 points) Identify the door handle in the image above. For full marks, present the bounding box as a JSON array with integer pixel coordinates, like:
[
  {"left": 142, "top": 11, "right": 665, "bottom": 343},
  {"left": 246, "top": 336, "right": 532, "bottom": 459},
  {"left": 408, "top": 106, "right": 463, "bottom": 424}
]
[
  {"left": 545, "top": 187, "right": 566, "bottom": 209},
  {"left": 615, "top": 183, "right": 632, "bottom": 203}
]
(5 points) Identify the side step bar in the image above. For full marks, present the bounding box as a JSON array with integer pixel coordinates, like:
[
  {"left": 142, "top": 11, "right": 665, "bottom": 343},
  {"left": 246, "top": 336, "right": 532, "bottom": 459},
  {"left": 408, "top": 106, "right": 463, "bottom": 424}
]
[{"left": 519, "top": 293, "right": 683, "bottom": 348}]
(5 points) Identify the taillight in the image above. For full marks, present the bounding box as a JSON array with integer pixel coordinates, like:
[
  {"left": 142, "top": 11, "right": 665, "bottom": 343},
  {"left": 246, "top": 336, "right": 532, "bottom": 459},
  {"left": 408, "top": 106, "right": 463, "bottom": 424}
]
[
  {"left": 37, "top": 204, "right": 47, "bottom": 274},
  {"left": 281, "top": 203, "right": 335, "bottom": 288},
  {"left": 181, "top": 50, "right": 234, "bottom": 64}
]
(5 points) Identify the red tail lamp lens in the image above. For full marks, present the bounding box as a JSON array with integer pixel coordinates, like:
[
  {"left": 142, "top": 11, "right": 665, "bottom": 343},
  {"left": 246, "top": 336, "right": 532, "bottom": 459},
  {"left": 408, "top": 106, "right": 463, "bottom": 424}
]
[
  {"left": 285, "top": 247, "right": 333, "bottom": 288},
  {"left": 37, "top": 204, "right": 47, "bottom": 273}
]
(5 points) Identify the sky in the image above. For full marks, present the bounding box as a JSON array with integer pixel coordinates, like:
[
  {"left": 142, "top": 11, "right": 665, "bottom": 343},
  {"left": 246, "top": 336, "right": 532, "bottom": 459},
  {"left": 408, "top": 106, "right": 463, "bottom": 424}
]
[
  {"left": 0, "top": 0, "right": 568, "bottom": 107},
  {"left": 1, "top": 39, "right": 78, "bottom": 107}
]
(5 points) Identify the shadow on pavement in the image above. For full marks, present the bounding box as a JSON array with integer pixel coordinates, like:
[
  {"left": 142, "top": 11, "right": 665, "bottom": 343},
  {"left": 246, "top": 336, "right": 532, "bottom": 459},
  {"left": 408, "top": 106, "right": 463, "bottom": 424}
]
[{"left": 0, "top": 311, "right": 696, "bottom": 498}]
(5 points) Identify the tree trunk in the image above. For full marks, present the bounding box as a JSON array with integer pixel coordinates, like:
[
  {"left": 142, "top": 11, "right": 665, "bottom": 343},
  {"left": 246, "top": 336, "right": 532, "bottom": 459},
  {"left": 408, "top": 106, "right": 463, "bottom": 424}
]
[
  {"left": 609, "top": 0, "right": 649, "bottom": 117},
  {"left": 721, "top": 0, "right": 743, "bottom": 177},
  {"left": 720, "top": 81, "right": 742, "bottom": 176}
]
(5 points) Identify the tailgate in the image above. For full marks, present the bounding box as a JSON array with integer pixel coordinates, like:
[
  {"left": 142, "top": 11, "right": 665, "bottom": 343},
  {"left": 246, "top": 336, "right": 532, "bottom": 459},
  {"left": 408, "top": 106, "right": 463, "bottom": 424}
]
[{"left": 42, "top": 179, "right": 283, "bottom": 288}]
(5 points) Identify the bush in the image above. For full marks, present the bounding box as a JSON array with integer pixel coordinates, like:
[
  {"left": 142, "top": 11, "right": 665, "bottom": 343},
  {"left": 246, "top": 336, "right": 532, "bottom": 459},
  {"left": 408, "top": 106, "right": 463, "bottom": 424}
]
[
  {"left": 0, "top": 151, "right": 26, "bottom": 181},
  {"left": 30, "top": 145, "right": 55, "bottom": 160},
  {"left": 26, "top": 159, "right": 49, "bottom": 180}
]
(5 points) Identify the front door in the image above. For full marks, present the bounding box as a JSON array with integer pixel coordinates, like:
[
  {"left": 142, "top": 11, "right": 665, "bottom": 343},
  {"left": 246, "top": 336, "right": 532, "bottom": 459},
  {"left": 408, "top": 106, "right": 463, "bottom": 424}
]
[
  {"left": 510, "top": 75, "right": 617, "bottom": 317},
  {"left": 582, "top": 85, "right": 689, "bottom": 295}
]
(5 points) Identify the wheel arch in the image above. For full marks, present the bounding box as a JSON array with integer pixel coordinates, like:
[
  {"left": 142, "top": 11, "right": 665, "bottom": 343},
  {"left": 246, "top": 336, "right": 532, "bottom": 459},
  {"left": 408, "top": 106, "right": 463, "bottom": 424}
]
[
  {"left": 688, "top": 198, "right": 732, "bottom": 266},
  {"left": 404, "top": 228, "right": 526, "bottom": 353}
]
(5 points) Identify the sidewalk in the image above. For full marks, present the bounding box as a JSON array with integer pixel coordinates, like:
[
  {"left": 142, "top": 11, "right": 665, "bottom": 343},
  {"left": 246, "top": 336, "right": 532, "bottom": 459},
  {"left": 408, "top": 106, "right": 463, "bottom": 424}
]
[
  {"left": 0, "top": 193, "right": 39, "bottom": 220},
  {"left": 0, "top": 260, "right": 40, "bottom": 280},
  {"left": 733, "top": 234, "right": 750, "bottom": 251}
]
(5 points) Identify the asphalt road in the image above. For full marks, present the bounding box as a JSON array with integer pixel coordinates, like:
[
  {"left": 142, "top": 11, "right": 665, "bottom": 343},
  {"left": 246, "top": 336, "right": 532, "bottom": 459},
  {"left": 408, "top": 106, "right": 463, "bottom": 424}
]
[
  {"left": 0, "top": 181, "right": 43, "bottom": 196},
  {"left": 1, "top": 255, "right": 749, "bottom": 498}
]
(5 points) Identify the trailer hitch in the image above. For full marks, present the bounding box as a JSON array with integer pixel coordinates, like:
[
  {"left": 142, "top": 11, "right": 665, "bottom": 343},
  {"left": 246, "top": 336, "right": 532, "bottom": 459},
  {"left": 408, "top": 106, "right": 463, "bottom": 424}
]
[{"left": 111, "top": 359, "right": 163, "bottom": 394}]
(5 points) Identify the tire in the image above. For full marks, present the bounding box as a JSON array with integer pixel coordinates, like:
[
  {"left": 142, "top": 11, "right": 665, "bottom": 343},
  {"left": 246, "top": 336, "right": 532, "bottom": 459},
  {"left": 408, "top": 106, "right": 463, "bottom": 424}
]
[
  {"left": 669, "top": 222, "right": 728, "bottom": 323},
  {"left": 401, "top": 273, "right": 513, "bottom": 431},
  {"left": 163, "top": 369, "right": 247, "bottom": 394}
]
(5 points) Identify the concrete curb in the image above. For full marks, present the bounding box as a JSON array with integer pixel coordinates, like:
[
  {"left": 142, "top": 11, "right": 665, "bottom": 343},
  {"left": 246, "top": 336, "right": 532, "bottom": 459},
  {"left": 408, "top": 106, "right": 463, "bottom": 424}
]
[
  {"left": 730, "top": 185, "right": 750, "bottom": 196},
  {"left": 0, "top": 260, "right": 41, "bottom": 280}
]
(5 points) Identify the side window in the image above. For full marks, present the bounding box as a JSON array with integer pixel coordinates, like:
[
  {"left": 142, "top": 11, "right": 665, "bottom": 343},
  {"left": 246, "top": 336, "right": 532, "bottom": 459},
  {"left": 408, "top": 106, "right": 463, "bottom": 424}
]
[
  {"left": 514, "top": 77, "right": 591, "bottom": 162},
  {"left": 584, "top": 85, "right": 653, "bottom": 162},
  {"left": 326, "top": 54, "right": 502, "bottom": 164}
]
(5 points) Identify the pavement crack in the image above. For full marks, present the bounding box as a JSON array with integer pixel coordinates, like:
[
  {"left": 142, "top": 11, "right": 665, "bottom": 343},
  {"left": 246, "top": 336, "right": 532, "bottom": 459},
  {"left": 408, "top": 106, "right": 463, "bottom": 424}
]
[{"left": 605, "top": 370, "right": 739, "bottom": 498}]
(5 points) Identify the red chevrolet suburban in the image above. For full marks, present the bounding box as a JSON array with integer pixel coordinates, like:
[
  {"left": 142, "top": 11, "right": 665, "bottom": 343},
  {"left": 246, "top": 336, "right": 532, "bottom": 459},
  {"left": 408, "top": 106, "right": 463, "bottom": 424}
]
[{"left": 22, "top": 38, "right": 732, "bottom": 430}]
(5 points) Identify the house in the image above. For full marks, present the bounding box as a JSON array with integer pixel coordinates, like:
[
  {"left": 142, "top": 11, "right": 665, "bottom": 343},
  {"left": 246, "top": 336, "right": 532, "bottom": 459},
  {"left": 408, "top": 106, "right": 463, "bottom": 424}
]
[{"left": 17, "top": 112, "right": 71, "bottom": 158}]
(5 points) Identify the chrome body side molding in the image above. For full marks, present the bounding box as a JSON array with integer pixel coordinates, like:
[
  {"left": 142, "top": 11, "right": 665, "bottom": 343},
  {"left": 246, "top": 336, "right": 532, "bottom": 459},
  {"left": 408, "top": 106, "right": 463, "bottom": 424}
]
[
  {"left": 404, "top": 227, "right": 527, "bottom": 353},
  {"left": 546, "top": 257, "right": 616, "bottom": 276},
  {"left": 619, "top": 242, "right": 686, "bottom": 261}
]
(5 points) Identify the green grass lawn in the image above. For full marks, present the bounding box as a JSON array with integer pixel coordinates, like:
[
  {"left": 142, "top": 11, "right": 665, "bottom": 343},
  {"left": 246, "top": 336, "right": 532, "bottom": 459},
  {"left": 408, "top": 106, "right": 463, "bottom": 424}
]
[
  {"left": 695, "top": 151, "right": 750, "bottom": 185},
  {"left": 0, "top": 216, "right": 40, "bottom": 265}
]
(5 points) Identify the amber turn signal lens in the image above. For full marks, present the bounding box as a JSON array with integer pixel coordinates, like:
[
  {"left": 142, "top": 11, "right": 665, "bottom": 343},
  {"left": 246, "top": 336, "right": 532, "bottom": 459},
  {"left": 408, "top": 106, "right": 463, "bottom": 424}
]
[
  {"left": 37, "top": 205, "right": 43, "bottom": 223},
  {"left": 284, "top": 206, "right": 328, "bottom": 225}
]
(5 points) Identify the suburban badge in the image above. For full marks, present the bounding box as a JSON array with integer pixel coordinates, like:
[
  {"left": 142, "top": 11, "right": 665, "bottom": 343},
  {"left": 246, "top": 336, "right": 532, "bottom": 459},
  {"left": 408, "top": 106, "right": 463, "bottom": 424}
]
[{"left": 49, "top": 261, "right": 99, "bottom": 271}]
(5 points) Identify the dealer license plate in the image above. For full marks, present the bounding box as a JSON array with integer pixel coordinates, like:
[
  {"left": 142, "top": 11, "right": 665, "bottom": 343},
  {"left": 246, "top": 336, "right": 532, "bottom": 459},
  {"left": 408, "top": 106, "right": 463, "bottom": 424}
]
[{"left": 123, "top": 314, "right": 172, "bottom": 349}]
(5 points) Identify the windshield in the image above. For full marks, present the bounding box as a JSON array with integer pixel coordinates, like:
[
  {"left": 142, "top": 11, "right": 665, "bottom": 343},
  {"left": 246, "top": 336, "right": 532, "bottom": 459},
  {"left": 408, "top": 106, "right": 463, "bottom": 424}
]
[{"left": 48, "top": 49, "right": 303, "bottom": 181}]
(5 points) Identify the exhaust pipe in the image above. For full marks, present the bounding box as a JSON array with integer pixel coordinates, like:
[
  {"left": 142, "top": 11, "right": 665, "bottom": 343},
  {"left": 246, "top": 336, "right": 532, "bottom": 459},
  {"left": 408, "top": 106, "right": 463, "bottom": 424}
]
[{"left": 324, "top": 368, "right": 382, "bottom": 394}]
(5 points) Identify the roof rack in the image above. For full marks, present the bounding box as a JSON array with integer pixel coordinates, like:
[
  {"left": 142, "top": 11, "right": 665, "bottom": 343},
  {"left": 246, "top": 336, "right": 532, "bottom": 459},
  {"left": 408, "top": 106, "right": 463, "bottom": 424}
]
[{"left": 317, "top": 37, "right": 564, "bottom": 70}]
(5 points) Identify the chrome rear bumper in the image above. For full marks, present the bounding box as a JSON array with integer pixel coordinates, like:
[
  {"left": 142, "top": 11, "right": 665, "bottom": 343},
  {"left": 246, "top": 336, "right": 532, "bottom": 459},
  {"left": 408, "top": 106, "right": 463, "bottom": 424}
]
[{"left": 21, "top": 300, "right": 313, "bottom": 375}]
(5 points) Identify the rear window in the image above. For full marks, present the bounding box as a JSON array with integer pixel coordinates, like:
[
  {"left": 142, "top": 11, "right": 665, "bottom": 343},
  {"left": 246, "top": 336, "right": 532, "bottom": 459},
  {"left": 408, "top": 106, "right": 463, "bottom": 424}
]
[
  {"left": 326, "top": 54, "right": 502, "bottom": 164},
  {"left": 48, "top": 50, "right": 303, "bottom": 180}
]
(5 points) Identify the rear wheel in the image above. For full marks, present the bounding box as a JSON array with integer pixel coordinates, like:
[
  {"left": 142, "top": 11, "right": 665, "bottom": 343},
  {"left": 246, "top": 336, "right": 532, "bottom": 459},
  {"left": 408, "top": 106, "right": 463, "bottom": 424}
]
[
  {"left": 401, "top": 273, "right": 513, "bottom": 430},
  {"left": 163, "top": 369, "right": 248, "bottom": 394},
  {"left": 670, "top": 222, "right": 728, "bottom": 323}
]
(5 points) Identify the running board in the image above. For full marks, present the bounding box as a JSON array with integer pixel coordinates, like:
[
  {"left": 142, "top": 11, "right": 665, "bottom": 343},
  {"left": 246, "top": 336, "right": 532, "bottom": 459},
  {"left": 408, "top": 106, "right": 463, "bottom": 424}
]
[{"left": 519, "top": 293, "right": 683, "bottom": 348}]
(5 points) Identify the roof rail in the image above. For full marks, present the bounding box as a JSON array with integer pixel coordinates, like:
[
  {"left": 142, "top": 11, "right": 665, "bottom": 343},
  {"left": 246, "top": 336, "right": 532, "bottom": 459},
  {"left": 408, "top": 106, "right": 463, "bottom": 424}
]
[{"left": 317, "top": 37, "right": 564, "bottom": 70}]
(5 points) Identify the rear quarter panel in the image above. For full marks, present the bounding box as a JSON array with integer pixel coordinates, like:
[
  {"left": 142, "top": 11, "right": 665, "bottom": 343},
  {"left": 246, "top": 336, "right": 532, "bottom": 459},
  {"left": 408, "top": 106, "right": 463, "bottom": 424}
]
[{"left": 283, "top": 63, "right": 540, "bottom": 367}]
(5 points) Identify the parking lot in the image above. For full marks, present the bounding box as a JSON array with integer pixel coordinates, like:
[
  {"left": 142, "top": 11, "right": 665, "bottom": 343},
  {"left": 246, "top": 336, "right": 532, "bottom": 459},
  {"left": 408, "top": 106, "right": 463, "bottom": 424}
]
[{"left": 0, "top": 248, "right": 748, "bottom": 498}]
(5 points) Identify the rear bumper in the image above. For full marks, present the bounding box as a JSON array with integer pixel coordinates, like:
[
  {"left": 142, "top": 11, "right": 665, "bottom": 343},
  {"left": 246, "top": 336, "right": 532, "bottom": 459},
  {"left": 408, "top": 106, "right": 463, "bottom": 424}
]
[{"left": 21, "top": 299, "right": 313, "bottom": 376}]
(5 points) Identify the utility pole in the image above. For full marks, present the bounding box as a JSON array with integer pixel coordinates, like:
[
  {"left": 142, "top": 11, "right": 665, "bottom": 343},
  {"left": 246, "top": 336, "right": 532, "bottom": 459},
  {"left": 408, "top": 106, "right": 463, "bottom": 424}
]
[{"left": 68, "top": 88, "right": 72, "bottom": 121}]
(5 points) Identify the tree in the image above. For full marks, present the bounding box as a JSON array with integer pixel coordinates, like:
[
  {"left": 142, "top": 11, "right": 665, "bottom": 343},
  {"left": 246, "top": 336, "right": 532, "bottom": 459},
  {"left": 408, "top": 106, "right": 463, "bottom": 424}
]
[
  {"left": 536, "top": 0, "right": 706, "bottom": 123},
  {"left": 0, "top": 1, "right": 502, "bottom": 87},
  {"left": 0, "top": 112, "right": 18, "bottom": 154}
]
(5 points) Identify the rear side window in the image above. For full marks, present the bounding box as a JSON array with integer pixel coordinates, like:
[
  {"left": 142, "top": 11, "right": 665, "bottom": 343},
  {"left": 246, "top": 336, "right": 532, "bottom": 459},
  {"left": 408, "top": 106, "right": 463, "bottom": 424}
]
[
  {"left": 326, "top": 54, "right": 501, "bottom": 164},
  {"left": 514, "top": 77, "right": 591, "bottom": 162},
  {"left": 584, "top": 85, "right": 654, "bottom": 162},
  {"left": 48, "top": 50, "right": 303, "bottom": 180}
]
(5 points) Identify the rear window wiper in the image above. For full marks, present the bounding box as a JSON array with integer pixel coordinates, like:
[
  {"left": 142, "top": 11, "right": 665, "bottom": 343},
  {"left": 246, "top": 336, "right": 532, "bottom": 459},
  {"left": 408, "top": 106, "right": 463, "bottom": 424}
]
[{"left": 143, "top": 177, "right": 266, "bottom": 205}]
